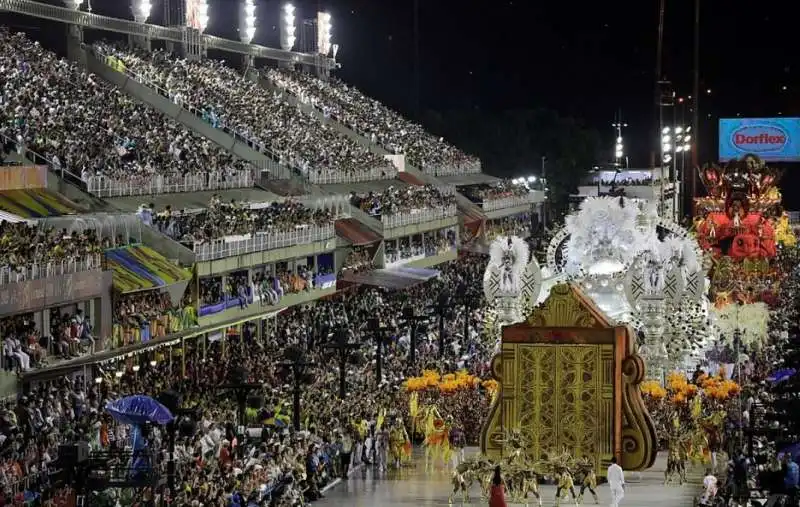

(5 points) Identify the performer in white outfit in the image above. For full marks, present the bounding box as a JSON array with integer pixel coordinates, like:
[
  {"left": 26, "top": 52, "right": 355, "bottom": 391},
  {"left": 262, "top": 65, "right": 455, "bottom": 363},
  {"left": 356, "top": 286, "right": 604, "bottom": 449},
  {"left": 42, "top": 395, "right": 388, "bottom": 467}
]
[{"left": 607, "top": 456, "right": 625, "bottom": 507}]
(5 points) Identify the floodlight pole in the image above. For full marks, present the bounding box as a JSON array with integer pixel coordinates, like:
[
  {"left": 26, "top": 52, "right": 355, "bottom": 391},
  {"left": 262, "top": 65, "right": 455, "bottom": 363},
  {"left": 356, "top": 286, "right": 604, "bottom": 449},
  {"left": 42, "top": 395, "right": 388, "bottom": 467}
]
[
  {"left": 325, "top": 326, "right": 359, "bottom": 399},
  {"left": 278, "top": 358, "right": 316, "bottom": 430},
  {"left": 368, "top": 318, "right": 390, "bottom": 386},
  {"left": 436, "top": 291, "right": 450, "bottom": 359},
  {"left": 218, "top": 381, "right": 262, "bottom": 457},
  {"left": 404, "top": 308, "right": 428, "bottom": 367}
]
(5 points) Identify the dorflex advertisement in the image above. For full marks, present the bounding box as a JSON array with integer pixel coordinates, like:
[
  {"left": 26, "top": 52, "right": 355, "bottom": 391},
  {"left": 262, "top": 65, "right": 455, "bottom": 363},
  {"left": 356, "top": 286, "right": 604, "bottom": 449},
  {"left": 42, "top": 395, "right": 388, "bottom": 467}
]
[{"left": 719, "top": 117, "right": 800, "bottom": 162}]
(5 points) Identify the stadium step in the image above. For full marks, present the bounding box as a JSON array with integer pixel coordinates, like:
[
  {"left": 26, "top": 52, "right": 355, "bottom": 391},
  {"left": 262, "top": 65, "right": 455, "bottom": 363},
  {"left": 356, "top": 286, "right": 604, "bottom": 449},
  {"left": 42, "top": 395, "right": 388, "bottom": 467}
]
[{"left": 84, "top": 50, "right": 302, "bottom": 187}]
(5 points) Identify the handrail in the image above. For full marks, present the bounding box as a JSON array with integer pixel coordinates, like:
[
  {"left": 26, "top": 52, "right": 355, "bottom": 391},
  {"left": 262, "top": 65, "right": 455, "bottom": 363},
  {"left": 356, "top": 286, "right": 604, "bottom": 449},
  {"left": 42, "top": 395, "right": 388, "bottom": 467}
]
[
  {"left": 193, "top": 223, "right": 335, "bottom": 262},
  {"left": 0, "top": 253, "right": 102, "bottom": 285},
  {"left": 430, "top": 162, "right": 482, "bottom": 177},
  {"left": 86, "top": 170, "right": 254, "bottom": 198},
  {"left": 306, "top": 165, "right": 397, "bottom": 185},
  {"left": 0, "top": 0, "right": 334, "bottom": 68},
  {"left": 380, "top": 204, "right": 457, "bottom": 229},
  {"left": 481, "top": 194, "right": 539, "bottom": 212}
]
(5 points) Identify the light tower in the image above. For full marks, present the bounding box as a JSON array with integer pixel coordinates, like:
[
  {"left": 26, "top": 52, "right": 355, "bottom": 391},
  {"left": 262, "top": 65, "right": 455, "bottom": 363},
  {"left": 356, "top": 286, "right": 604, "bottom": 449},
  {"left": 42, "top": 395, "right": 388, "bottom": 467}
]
[
  {"left": 130, "top": 0, "right": 153, "bottom": 50},
  {"left": 280, "top": 3, "right": 297, "bottom": 52},
  {"left": 316, "top": 12, "right": 332, "bottom": 80},
  {"left": 185, "top": 0, "right": 209, "bottom": 60},
  {"left": 239, "top": 0, "right": 257, "bottom": 71},
  {"left": 612, "top": 112, "right": 628, "bottom": 169}
]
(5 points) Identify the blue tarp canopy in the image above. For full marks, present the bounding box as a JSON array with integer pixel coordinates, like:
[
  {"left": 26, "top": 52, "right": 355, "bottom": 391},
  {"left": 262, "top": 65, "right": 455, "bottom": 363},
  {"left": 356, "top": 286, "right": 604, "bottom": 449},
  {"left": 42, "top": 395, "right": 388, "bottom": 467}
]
[
  {"left": 105, "top": 395, "right": 175, "bottom": 426},
  {"left": 340, "top": 266, "right": 439, "bottom": 290}
]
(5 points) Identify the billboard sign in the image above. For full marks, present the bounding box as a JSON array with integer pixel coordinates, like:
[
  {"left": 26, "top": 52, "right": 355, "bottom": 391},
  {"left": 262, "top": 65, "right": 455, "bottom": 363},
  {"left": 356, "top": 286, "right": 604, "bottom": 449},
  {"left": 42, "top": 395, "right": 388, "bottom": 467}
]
[{"left": 719, "top": 117, "right": 800, "bottom": 162}]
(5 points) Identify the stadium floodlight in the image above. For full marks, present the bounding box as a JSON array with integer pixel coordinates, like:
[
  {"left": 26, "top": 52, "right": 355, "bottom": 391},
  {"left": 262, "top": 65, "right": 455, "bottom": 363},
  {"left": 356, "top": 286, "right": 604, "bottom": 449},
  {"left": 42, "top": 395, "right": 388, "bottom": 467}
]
[
  {"left": 528, "top": 176, "right": 537, "bottom": 183},
  {"left": 661, "top": 135, "right": 671, "bottom": 144},
  {"left": 241, "top": 0, "right": 256, "bottom": 44},
  {"left": 662, "top": 126, "right": 670, "bottom": 135},
  {"left": 280, "top": 3, "right": 296, "bottom": 51},
  {"left": 197, "top": 0, "right": 209, "bottom": 32},
  {"left": 130, "top": 0, "right": 151, "bottom": 22},
  {"left": 683, "top": 135, "right": 691, "bottom": 143},
  {"left": 676, "top": 145, "right": 684, "bottom": 153},
  {"left": 317, "top": 12, "right": 333, "bottom": 56},
  {"left": 683, "top": 143, "right": 691, "bottom": 152}
]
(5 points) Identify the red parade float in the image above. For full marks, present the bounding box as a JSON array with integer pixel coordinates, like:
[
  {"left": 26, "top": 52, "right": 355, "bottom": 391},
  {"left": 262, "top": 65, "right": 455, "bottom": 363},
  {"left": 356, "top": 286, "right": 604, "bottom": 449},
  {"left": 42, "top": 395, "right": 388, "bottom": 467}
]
[{"left": 693, "top": 155, "right": 784, "bottom": 306}]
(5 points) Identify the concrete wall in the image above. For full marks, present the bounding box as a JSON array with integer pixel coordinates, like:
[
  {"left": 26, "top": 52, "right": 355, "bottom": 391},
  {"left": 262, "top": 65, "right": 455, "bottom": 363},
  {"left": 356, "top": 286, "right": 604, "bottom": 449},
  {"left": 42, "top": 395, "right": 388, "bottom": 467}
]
[
  {"left": 382, "top": 215, "right": 460, "bottom": 241},
  {"left": 195, "top": 239, "right": 336, "bottom": 277}
]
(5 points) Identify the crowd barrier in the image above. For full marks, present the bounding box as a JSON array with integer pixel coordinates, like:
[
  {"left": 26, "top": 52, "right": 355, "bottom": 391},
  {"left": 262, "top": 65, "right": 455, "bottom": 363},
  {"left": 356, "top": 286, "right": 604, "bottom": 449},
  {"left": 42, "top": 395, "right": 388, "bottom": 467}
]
[
  {"left": 381, "top": 204, "right": 457, "bottom": 229},
  {"left": 481, "top": 194, "right": 539, "bottom": 212},
  {"left": 429, "top": 161, "right": 482, "bottom": 177},
  {"left": 306, "top": 165, "right": 398, "bottom": 185},
  {"left": 85, "top": 170, "right": 254, "bottom": 198},
  {"left": 0, "top": 254, "right": 102, "bottom": 285},
  {"left": 111, "top": 306, "right": 198, "bottom": 350},
  {"left": 193, "top": 224, "right": 335, "bottom": 262}
]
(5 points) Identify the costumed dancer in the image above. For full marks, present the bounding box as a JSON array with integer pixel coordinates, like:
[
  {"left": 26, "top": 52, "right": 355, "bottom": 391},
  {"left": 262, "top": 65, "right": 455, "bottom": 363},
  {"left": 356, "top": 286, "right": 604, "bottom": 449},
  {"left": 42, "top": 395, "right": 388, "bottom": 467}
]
[
  {"left": 554, "top": 467, "right": 578, "bottom": 507},
  {"left": 389, "top": 414, "right": 411, "bottom": 469},
  {"left": 448, "top": 417, "right": 466, "bottom": 467},
  {"left": 576, "top": 456, "right": 599, "bottom": 505},
  {"left": 423, "top": 407, "right": 451, "bottom": 470},
  {"left": 353, "top": 418, "right": 368, "bottom": 466},
  {"left": 375, "top": 409, "right": 390, "bottom": 471}
]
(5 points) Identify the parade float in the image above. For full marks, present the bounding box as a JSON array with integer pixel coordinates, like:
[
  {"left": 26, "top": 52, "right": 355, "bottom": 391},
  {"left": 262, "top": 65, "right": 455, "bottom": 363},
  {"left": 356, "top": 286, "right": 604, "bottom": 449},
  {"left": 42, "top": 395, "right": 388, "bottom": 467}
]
[{"left": 693, "top": 154, "right": 795, "bottom": 351}]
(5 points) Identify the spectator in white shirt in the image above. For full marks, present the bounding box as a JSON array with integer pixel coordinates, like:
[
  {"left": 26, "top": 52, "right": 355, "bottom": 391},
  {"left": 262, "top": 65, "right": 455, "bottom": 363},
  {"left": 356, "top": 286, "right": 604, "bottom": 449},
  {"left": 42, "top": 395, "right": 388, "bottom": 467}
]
[
  {"left": 6, "top": 337, "right": 31, "bottom": 370},
  {"left": 607, "top": 456, "right": 625, "bottom": 507}
]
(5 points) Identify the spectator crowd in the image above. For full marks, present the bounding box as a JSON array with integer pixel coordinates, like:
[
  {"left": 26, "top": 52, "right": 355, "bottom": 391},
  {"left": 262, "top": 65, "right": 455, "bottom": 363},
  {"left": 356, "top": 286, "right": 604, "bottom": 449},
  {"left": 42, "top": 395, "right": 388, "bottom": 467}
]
[
  {"left": 0, "top": 30, "right": 252, "bottom": 195},
  {"left": 1, "top": 255, "right": 491, "bottom": 506},
  {"left": 95, "top": 43, "right": 394, "bottom": 185},
  {"left": 0, "top": 221, "right": 103, "bottom": 284},
  {"left": 349, "top": 185, "right": 456, "bottom": 219},
  {"left": 138, "top": 195, "right": 334, "bottom": 247},
  {"left": 265, "top": 68, "right": 480, "bottom": 175},
  {"left": 462, "top": 180, "right": 530, "bottom": 204}
]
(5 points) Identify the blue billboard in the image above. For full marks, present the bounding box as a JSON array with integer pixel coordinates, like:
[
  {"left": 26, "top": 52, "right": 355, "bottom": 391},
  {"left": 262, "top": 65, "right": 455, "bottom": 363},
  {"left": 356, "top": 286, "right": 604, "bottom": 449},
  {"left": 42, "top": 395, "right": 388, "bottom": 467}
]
[{"left": 719, "top": 117, "right": 800, "bottom": 162}]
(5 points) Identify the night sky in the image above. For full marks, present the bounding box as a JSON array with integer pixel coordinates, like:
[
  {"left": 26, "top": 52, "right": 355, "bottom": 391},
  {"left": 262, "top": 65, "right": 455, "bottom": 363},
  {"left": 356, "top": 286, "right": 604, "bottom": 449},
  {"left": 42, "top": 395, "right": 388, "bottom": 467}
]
[{"left": 4, "top": 1, "right": 799, "bottom": 178}]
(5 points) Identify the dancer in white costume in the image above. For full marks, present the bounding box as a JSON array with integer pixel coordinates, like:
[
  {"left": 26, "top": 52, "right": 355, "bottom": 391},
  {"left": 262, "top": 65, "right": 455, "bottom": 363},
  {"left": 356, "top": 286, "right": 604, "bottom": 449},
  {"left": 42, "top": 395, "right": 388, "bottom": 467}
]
[{"left": 607, "top": 457, "right": 625, "bottom": 507}]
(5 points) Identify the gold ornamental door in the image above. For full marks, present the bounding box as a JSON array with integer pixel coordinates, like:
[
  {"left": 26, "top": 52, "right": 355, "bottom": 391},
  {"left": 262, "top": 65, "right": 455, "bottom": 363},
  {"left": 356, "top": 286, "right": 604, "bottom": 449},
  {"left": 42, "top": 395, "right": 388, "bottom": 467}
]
[{"left": 517, "top": 343, "right": 615, "bottom": 464}]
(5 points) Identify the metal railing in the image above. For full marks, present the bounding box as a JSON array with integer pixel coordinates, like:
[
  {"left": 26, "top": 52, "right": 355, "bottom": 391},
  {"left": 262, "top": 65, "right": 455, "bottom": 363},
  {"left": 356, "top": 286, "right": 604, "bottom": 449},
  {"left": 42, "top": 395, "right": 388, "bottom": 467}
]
[
  {"left": 193, "top": 223, "right": 335, "bottom": 262},
  {"left": 0, "top": 0, "right": 333, "bottom": 68},
  {"left": 0, "top": 129, "right": 86, "bottom": 187},
  {"left": 380, "top": 204, "right": 457, "bottom": 229},
  {"left": 0, "top": 253, "right": 102, "bottom": 285},
  {"left": 306, "top": 164, "right": 398, "bottom": 185},
  {"left": 429, "top": 161, "right": 483, "bottom": 177},
  {"left": 86, "top": 170, "right": 254, "bottom": 198},
  {"left": 481, "top": 194, "right": 539, "bottom": 212}
]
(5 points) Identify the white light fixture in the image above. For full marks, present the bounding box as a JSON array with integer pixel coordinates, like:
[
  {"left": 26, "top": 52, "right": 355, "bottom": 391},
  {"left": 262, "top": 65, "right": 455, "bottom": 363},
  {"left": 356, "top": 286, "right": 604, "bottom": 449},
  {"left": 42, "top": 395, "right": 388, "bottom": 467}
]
[
  {"left": 675, "top": 146, "right": 684, "bottom": 153},
  {"left": 197, "top": 0, "right": 209, "bottom": 32},
  {"left": 132, "top": 0, "right": 151, "bottom": 22},
  {"left": 150, "top": 360, "right": 157, "bottom": 367},
  {"left": 663, "top": 143, "right": 672, "bottom": 152},
  {"left": 674, "top": 127, "right": 683, "bottom": 134},
  {"left": 661, "top": 135, "right": 671, "bottom": 144},
  {"left": 616, "top": 136, "right": 622, "bottom": 143},
  {"left": 281, "top": 4, "right": 296, "bottom": 51},
  {"left": 317, "top": 12, "right": 333, "bottom": 56},
  {"left": 132, "top": 365, "right": 140, "bottom": 372},
  {"left": 241, "top": 0, "right": 256, "bottom": 44},
  {"left": 663, "top": 154, "right": 673, "bottom": 163},
  {"left": 115, "top": 371, "right": 123, "bottom": 378},
  {"left": 683, "top": 135, "right": 691, "bottom": 143},
  {"left": 94, "top": 377, "right": 102, "bottom": 384},
  {"left": 527, "top": 176, "right": 537, "bottom": 183},
  {"left": 662, "top": 127, "right": 670, "bottom": 134},
  {"left": 683, "top": 143, "right": 691, "bottom": 151}
]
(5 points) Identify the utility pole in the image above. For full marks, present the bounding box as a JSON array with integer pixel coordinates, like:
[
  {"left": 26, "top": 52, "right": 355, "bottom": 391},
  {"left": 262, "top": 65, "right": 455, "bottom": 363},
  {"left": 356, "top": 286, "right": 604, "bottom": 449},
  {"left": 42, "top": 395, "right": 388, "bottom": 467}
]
[
  {"left": 403, "top": 307, "right": 428, "bottom": 367},
  {"left": 435, "top": 291, "right": 450, "bottom": 359},
  {"left": 412, "top": 0, "right": 421, "bottom": 117},
  {"left": 691, "top": 0, "right": 701, "bottom": 214},
  {"left": 325, "top": 326, "right": 359, "bottom": 399},
  {"left": 368, "top": 318, "right": 390, "bottom": 386},
  {"left": 653, "top": 0, "right": 666, "bottom": 183},
  {"left": 278, "top": 347, "right": 315, "bottom": 431}
]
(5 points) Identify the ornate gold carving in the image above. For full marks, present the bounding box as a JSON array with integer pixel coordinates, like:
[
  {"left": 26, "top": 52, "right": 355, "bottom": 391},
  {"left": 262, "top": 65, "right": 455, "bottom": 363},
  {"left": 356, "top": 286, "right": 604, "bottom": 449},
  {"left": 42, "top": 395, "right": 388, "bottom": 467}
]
[
  {"left": 620, "top": 354, "right": 658, "bottom": 470},
  {"left": 527, "top": 284, "right": 600, "bottom": 328},
  {"left": 482, "top": 284, "right": 658, "bottom": 474}
]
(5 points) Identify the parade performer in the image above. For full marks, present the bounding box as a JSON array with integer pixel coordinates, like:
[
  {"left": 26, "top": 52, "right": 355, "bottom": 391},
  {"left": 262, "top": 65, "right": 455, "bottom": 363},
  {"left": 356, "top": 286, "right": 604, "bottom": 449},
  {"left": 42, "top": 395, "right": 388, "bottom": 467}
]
[
  {"left": 554, "top": 467, "right": 578, "bottom": 506},
  {"left": 389, "top": 416, "right": 411, "bottom": 469},
  {"left": 375, "top": 410, "right": 390, "bottom": 471},
  {"left": 421, "top": 406, "right": 451, "bottom": 470},
  {"left": 576, "top": 456, "right": 599, "bottom": 504},
  {"left": 448, "top": 417, "right": 466, "bottom": 467}
]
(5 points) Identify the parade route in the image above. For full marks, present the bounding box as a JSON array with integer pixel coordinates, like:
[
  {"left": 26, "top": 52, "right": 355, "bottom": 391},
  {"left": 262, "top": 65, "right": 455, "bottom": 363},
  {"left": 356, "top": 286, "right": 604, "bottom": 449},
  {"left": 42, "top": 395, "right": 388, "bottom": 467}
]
[{"left": 316, "top": 450, "right": 702, "bottom": 506}]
